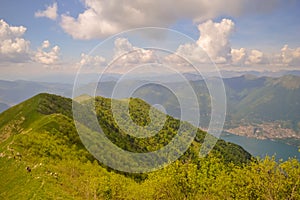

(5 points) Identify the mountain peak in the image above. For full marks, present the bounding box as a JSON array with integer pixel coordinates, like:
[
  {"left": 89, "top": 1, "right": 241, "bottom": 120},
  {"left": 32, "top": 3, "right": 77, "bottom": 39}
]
[
  {"left": 243, "top": 74, "right": 258, "bottom": 80},
  {"left": 0, "top": 93, "right": 252, "bottom": 166}
]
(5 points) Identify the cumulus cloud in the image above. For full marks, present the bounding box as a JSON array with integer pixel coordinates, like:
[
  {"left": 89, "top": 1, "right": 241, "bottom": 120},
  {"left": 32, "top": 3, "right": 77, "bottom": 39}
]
[
  {"left": 0, "top": 20, "right": 26, "bottom": 39},
  {"left": 280, "top": 45, "right": 300, "bottom": 66},
  {"left": 112, "top": 38, "right": 159, "bottom": 66},
  {"left": 71, "top": 19, "right": 300, "bottom": 72},
  {"left": 245, "top": 49, "right": 268, "bottom": 65},
  {"left": 231, "top": 48, "right": 247, "bottom": 65},
  {"left": 168, "top": 19, "right": 235, "bottom": 65},
  {"left": 77, "top": 38, "right": 158, "bottom": 73},
  {"left": 59, "top": 0, "right": 280, "bottom": 40},
  {"left": 0, "top": 19, "right": 30, "bottom": 61},
  {"left": 33, "top": 40, "right": 60, "bottom": 65},
  {"left": 114, "top": 37, "right": 135, "bottom": 58},
  {"left": 165, "top": 18, "right": 300, "bottom": 70},
  {"left": 230, "top": 46, "right": 300, "bottom": 68},
  {"left": 197, "top": 19, "right": 235, "bottom": 63},
  {"left": 0, "top": 19, "right": 61, "bottom": 66},
  {"left": 175, "top": 43, "right": 208, "bottom": 63},
  {"left": 230, "top": 48, "right": 269, "bottom": 66},
  {"left": 78, "top": 53, "right": 106, "bottom": 68},
  {"left": 35, "top": 3, "right": 58, "bottom": 20}
]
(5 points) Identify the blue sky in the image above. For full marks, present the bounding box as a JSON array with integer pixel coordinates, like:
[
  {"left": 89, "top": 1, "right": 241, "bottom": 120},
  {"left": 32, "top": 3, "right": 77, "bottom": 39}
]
[{"left": 0, "top": 0, "right": 300, "bottom": 82}]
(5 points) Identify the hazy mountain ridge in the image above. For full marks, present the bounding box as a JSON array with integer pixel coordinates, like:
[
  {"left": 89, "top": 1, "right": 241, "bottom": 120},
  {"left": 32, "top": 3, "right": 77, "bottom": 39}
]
[
  {"left": 0, "top": 80, "right": 72, "bottom": 106},
  {"left": 1, "top": 74, "right": 299, "bottom": 145},
  {"left": 92, "top": 75, "right": 300, "bottom": 138}
]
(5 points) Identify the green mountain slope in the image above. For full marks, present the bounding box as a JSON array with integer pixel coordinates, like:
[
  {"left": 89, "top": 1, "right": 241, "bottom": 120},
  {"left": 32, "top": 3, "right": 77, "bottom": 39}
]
[
  {"left": 1, "top": 93, "right": 298, "bottom": 199},
  {"left": 228, "top": 75, "right": 300, "bottom": 122},
  {"left": 0, "top": 93, "right": 252, "bottom": 163},
  {"left": 234, "top": 81, "right": 300, "bottom": 122}
]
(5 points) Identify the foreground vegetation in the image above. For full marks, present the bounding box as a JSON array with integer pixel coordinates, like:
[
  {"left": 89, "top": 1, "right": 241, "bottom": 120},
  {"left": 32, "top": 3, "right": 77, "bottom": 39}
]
[
  {"left": 1, "top": 151, "right": 299, "bottom": 199},
  {"left": 0, "top": 93, "right": 299, "bottom": 199}
]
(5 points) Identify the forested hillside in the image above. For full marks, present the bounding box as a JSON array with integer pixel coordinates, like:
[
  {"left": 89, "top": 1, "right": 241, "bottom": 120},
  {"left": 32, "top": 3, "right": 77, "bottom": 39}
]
[{"left": 0, "top": 93, "right": 299, "bottom": 199}]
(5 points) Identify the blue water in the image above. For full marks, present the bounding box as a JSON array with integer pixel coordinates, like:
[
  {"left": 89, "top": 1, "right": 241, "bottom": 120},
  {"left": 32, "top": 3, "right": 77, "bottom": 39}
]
[{"left": 220, "top": 132, "right": 300, "bottom": 161}]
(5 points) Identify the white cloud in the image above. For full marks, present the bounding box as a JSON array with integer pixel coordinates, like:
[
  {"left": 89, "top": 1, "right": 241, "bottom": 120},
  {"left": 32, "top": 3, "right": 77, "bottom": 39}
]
[
  {"left": 197, "top": 19, "right": 235, "bottom": 63},
  {"left": 231, "top": 48, "right": 247, "bottom": 65},
  {"left": 59, "top": 0, "right": 280, "bottom": 40},
  {"left": 280, "top": 45, "right": 300, "bottom": 66},
  {"left": 35, "top": 3, "right": 58, "bottom": 20},
  {"left": 114, "top": 37, "right": 135, "bottom": 57},
  {"left": 60, "top": 0, "right": 120, "bottom": 40},
  {"left": 168, "top": 19, "right": 235, "bottom": 65},
  {"left": 78, "top": 53, "right": 106, "bottom": 68},
  {"left": 176, "top": 43, "right": 207, "bottom": 63},
  {"left": 33, "top": 40, "right": 60, "bottom": 65},
  {"left": 0, "top": 19, "right": 30, "bottom": 61},
  {"left": 77, "top": 38, "right": 158, "bottom": 73},
  {"left": 0, "top": 38, "right": 29, "bottom": 55},
  {"left": 230, "top": 46, "right": 300, "bottom": 68},
  {"left": 164, "top": 18, "right": 300, "bottom": 70},
  {"left": 245, "top": 49, "right": 268, "bottom": 65},
  {"left": 42, "top": 40, "right": 50, "bottom": 49},
  {"left": 231, "top": 48, "right": 268, "bottom": 66},
  {"left": 74, "top": 22, "right": 300, "bottom": 73},
  {"left": 112, "top": 38, "right": 158, "bottom": 66},
  {"left": 0, "top": 19, "right": 26, "bottom": 39},
  {"left": 0, "top": 19, "right": 61, "bottom": 66}
]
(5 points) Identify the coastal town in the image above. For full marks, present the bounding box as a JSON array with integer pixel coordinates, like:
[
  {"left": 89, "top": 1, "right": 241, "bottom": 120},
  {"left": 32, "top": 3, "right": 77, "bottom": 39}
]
[{"left": 226, "top": 122, "right": 300, "bottom": 141}]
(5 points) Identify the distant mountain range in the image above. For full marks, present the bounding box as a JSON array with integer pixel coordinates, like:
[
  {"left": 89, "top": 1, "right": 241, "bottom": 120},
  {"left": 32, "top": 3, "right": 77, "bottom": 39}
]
[
  {"left": 88, "top": 75, "right": 300, "bottom": 145},
  {"left": 24, "top": 70, "right": 300, "bottom": 84},
  {"left": 0, "top": 80, "right": 72, "bottom": 107},
  {"left": 1, "top": 75, "right": 299, "bottom": 145}
]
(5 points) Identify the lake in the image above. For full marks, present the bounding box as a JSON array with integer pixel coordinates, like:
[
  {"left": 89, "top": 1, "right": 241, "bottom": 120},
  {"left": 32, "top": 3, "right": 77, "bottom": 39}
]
[{"left": 220, "top": 132, "right": 300, "bottom": 161}]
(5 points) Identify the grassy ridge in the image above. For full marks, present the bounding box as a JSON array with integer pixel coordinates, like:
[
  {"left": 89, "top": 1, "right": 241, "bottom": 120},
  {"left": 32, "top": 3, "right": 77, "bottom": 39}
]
[{"left": 0, "top": 93, "right": 298, "bottom": 199}]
